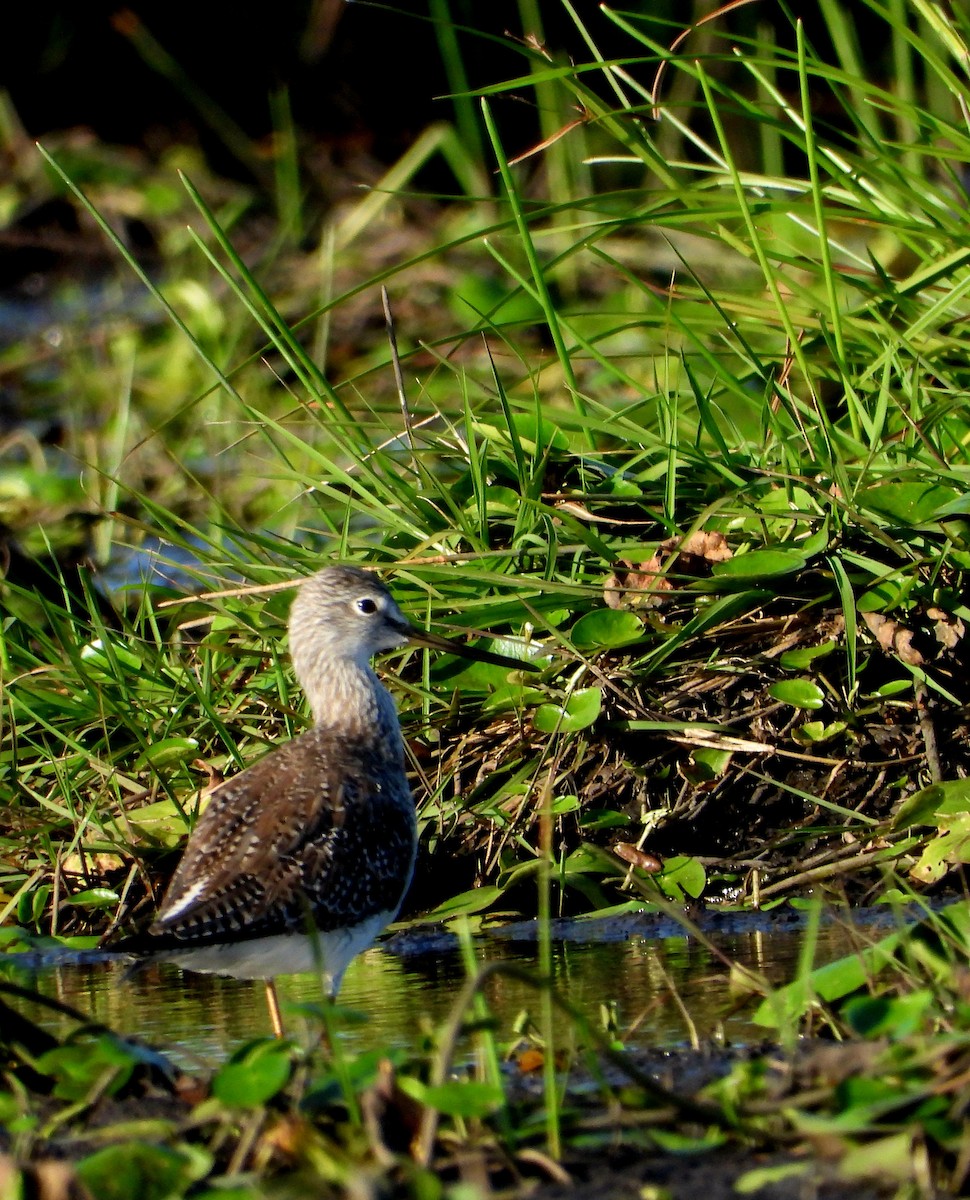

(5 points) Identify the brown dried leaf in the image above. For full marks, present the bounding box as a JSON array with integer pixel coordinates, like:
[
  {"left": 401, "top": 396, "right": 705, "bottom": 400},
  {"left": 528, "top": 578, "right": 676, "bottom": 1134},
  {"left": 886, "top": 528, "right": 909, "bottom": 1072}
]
[
  {"left": 863, "top": 613, "right": 924, "bottom": 665},
  {"left": 603, "top": 558, "right": 672, "bottom": 610},
  {"left": 61, "top": 852, "right": 125, "bottom": 874},
  {"left": 613, "top": 842, "right": 664, "bottom": 873},
  {"left": 821, "top": 612, "right": 846, "bottom": 639},
  {"left": 193, "top": 759, "right": 225, "bottom": 790},
  {"left": 893, "top": 629, "right": 924, "bottom": 666},
  {"left": 928, "top": 607, "right": 965, "bottom": 650},
  {"left": 863, "top": 612, "right": 896, "bottom": 652},
  {"left": 604, "top": 531, "right": 732, "bottom": 609},
  {"left": 554, "top": 500, "right": 653, "bottom": 526},
  {"left": 661, "top": 530, "right": 733, "bottom": 563},
  {"left": 174, "top": 1073, "right": 210, "bottom": 1107}
]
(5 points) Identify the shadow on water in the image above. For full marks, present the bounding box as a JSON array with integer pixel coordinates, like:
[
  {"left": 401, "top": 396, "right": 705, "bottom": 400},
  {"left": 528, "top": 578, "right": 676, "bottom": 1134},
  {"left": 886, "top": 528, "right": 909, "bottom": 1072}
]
[{"left": 3, "top": 916, "right": 874, "bottom": 1067}]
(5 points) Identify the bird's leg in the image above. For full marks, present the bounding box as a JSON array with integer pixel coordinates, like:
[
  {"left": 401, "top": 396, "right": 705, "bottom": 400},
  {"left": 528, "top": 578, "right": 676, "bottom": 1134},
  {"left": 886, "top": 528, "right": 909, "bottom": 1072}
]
[{"left": 265, "top": 980, "right": 285, "bottom": 1039}]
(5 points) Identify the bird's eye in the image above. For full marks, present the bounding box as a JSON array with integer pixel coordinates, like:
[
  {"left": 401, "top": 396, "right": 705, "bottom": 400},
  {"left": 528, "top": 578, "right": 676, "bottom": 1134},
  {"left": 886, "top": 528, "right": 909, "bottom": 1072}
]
[{"left": 355, "top": 597, "right": 378, "bottom": 615}]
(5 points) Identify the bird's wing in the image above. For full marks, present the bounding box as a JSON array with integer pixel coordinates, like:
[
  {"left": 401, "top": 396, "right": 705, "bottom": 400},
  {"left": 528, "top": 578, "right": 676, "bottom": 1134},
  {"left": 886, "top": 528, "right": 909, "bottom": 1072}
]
[{"left": 148, "top": 726, "right": 414, "bottom": 946}]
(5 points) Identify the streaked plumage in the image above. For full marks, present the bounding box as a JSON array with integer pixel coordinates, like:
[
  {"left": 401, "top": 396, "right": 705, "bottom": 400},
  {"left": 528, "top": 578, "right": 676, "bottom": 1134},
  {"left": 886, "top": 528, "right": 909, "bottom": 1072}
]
[
  {"left": 142, "top": 722, "right": 416, "bottom": 989},
  {"left": 120, "top": 567, "right": 417, "bottom": 997},
  {"left": 115, "top": 565, "right": 534, "bottom": 1015}
]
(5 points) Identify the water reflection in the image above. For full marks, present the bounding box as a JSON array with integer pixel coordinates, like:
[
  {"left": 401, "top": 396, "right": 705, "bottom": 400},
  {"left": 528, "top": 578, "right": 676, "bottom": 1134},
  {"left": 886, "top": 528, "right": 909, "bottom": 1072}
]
[{"left": 4, "top": 920, "right": 868, "bottom": 1067}]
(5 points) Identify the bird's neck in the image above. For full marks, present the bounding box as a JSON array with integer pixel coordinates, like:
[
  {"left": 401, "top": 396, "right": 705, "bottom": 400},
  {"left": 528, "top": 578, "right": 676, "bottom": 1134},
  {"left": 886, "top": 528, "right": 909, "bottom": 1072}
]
[{"left": 302, "top": 658, "right": 403, "bottom": 754}]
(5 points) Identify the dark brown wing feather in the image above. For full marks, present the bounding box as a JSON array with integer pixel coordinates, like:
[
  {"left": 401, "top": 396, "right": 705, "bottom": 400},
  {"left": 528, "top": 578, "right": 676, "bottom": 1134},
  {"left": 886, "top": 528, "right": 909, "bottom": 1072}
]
[{"left": 131, "top": 724, "right": 414, "bottom": 950}]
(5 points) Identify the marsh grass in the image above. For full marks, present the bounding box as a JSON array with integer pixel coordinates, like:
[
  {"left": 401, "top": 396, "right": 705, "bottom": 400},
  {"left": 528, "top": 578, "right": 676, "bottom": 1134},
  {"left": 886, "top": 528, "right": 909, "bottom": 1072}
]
[
  {"left": 3, "top": 0, "right": 970, "bottom": 1191},
  {"left": 4, "top": 0, "right": 970, "bottom": 946}
]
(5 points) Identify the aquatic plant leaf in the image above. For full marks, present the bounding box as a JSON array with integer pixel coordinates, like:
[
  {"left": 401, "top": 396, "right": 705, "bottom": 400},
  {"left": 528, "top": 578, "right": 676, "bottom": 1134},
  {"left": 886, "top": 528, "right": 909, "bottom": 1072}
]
[
  {"left": 534, "top": 686, "right": 601, "bottom": 733},
  {"left": 753, "top": 922, "right": 912, "bottom": 1028},
  {"left": 579, "top": 809, "right": 631, "bottom": 830},
  {"left": 711, "top": 548, "right": 806, "bottom": 581},
  {"left": 857, "top": 576, "right": 915, "bottom": 612},
  {"left": 892, "top": 778, "right": 970, "bottom": 829},
  {"left": 426, "top": 885, "right": 504, "bottom": 920},
  {"left": 791, "top": 719, "right": 847, "bottom": 746},
  {"left": 842, "top": 990, "right": 933, "bottom": 1039},
  {"left": 570, "top": 608, "right": 643, "bottom": 651},
  {"left": 36, "top": 1035, "right": 137, "bottom": 1102},
  {"left": 855, "top": 482, "right": 959, "bottom": 524},
  {"left": 77, "top": 1143, "right": 207, "bottom": 1200},
  {"left": 684, "top": 746, "right": 732, "bottom": 782},
  {"left": 871, "top": 679, "right": 911, "bottom": 698},
  {"left": 17, "top": 886, "right": 50, "bottom": 929},
  {"left": 779, "top": 640, "right": 836, "bottom": 670},
  {"left": 909, "top": 812, "right": 970, "bottom": 885},
  {"left": 79, "top": 638, "right": 143, "bottom": 674},
  {"left": 452, "top": 269, "right": 545, "bottom": 326},
  {"left": 768, "top": 679, "right": 825, "bottom": 709},
  {"left": 839, "top": 1133, "right": 919, "bottom": 1186},
  {"left": 123, "top": 798, "right": 194, "bottom": 849},
  {"left": 398, "top": 1077, "right": 504, "bottom": 1118},
  {"left": 212, "top": 1041, "right": 292, "bottom": 1108},
  {"left": 473, "top": 412, "right": 569, "bottom": 454},
  {"left": 658, "top": 855, "right": 706, "bottom": 900},
  {"left": 564, "top": 843, "right": 628, "bottom": 877},
  {"left": 650, "top": 1128, "right": 727, "bottom": 1152},
  {"left": 133, "top": 737, "right": 200, "bottom": 770}
]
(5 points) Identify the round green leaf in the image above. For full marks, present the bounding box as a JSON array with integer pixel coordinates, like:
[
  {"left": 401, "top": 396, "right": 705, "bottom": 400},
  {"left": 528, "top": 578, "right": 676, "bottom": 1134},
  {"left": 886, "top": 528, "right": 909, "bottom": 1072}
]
[
  {"left": 791, "top": 720, "right": 846, "bottom": 746},
  {"left": 133, "top": 737, "right": 199, "bottom": 771},
  {"left": 453, "top": 274, "right": 543, "bottom": 329},
  {"left": 893, "top": 778, "right": 970, "bottom": 830},
  {"left": 212, "top": 1042, "right": 292, "bottom": 1108},
  {"left": 712, "top": 549, "right": 806, "bottom": 581},
  {"left": 534, "top": 686, "right": 601, "bottom": 733},
  {"left": 37, "top": 1036, "right": 136, "bottom": 1102},
  {"left": 779, "top": 641, "right": 836, "bottom": 670},
  {"left": 873, "top": 679, "right": 912, "bottom": 699},
  {"left": 481, "top": 485, "right": 522, "bottom": 517},
  {"left": 659, "top": 856, "right": 706, "bottom": 899},
  {"left": 80, "top": 638, "right": 143, "bottom": 673},
  {"left": 473, "top": 413, "right": 569, "bottom": 454},
  {"left": 856, "top": 482, "right": 959, "bottom": 524},
  {"left": 124, "top": 797, "right": 194, "bottom": 848},
  {"left": 690, "top": 747, "right": 732, "bottom": 778},
  {"left": 570, "top": 609, "right": 643, "bottom": 651},
  {"left": 909, "top": 812, "right": 970, "bottom": 883},
  {"left": 857, "top": 577, "right": 914, "bottom": 613},
  {"left": 77, "top": 1144, "right": 204, "bottom": 1200},
  {"left": 579, "top": 810, "right": 631, "bottom": 831},
  {"left": 398, "top": 1077, "right": 504, "bottom": 1118},
  {"left": 842, "top": 990, "right": 933, "bottom": 1039},
  {"left": 768, "top": 679, "right": 825, "bottom": 709}
]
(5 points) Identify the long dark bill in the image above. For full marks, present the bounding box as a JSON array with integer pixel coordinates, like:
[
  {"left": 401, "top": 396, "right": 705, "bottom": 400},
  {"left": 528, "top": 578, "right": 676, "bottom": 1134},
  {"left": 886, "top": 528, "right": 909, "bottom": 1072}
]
[{"left": 408, "top": 628, "right": 540, "bottom": 672}]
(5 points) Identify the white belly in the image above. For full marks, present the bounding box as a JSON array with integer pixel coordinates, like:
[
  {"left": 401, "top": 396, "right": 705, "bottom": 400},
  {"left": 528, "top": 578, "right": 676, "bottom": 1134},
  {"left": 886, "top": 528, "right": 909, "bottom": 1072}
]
[{"left": 155, "top": 911, "right": 394, "bottom": 995}]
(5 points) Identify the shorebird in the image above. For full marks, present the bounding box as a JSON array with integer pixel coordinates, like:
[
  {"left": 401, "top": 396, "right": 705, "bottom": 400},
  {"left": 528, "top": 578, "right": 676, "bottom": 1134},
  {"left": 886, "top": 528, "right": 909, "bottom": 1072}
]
[{"left": 115, "top": 565, "right": 531, "bottom": 1035}]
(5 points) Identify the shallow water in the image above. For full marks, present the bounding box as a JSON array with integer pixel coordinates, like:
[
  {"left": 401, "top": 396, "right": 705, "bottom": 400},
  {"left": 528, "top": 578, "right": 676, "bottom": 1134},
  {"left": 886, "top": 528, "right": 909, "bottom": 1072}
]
[{"left": 3, "top": 913, "right": 883, "bottom": 1068}]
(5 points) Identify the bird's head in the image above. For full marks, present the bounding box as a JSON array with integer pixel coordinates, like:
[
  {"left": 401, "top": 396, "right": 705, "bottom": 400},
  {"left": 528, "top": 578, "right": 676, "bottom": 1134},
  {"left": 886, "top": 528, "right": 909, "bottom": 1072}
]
[{"left": 289, "top": 567, "right": 412, "bottom": 679}]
